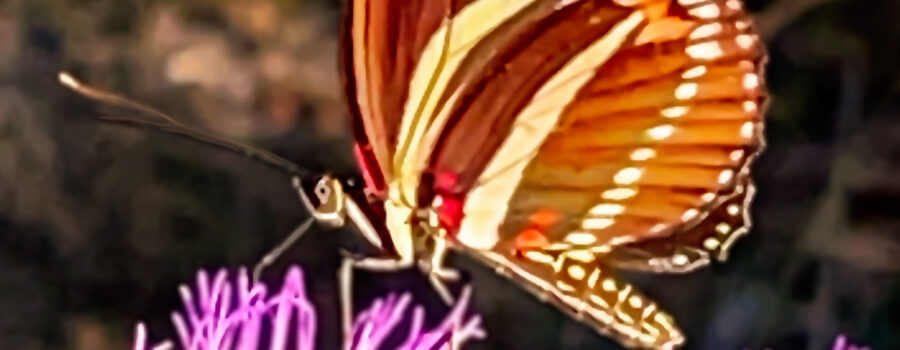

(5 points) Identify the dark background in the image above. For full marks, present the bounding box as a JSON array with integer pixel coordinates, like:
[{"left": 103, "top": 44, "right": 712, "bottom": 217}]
[{"left": 1, "top": 0, "right": 899, "bottom": 349}]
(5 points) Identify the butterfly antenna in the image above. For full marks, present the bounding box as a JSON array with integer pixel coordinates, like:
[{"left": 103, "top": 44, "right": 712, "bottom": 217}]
[{"left": 58, "top": 71, "right": 314, "bottom": 178}]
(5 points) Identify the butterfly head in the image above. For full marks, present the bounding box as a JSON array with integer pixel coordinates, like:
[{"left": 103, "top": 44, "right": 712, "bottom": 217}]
[{"left": 294, "top": 175, "right": 346, "bottom": 228}]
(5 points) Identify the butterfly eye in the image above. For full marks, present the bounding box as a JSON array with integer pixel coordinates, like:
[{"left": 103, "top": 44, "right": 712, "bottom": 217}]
[{"left": 315, "top": 180, "right": 331, "bottom": 203}]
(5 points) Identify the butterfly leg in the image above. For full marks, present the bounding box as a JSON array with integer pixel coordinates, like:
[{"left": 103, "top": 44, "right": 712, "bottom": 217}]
[
  {"left": 428, "top": 274, "right": 455, "bottom": 306},
  {"left": 426, "top": 234, "right": 461, "bottom": 281},
  {"left": 338, "top": 252, "right": 414, "bottom": 337},
  {"left": 252, "top": 217, "right": 316, "bottom": 283},
  {"left": 416, "top": 235, "right": 460, "bottom": 305}
]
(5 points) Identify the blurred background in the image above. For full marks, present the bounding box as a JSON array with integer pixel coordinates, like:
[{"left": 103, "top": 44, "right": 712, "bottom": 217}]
[{"left": 0, "top": 0, "right": 898, "bottom": 349}]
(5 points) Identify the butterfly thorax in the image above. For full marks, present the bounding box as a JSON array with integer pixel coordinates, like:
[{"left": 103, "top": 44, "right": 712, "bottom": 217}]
[{"left": 381, "top": 171, "right": 467, "bottom": 262}]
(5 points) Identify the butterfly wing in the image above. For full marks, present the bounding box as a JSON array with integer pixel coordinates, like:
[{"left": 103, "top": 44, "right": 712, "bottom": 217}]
[
  {"left": 415, "top": 0, "right": 764, "bottom": 347},
  {"left": 436, "top": 0, "right": 765, "bottom": 255},
  {"left": 344, "top": 0, "right": 765, "bottom": 348}
]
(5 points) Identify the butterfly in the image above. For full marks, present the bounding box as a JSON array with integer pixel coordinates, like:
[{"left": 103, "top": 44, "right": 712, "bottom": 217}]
[{"left": 60, "top": 0, "right": 766, "bottom": 348}]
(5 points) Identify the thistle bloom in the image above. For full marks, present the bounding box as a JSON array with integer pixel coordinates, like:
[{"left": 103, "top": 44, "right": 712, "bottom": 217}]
[
  {"left": 133, "top": 266, "right": 485, "bottom": 350},
  {"left": 832, "top": 335, "right": 869, "bottom": 350},
  {"left": 742, "top": 334, "right": 870, "bottom": 350}
]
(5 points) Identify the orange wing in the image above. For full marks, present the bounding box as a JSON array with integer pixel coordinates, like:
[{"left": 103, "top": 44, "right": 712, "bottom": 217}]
[
  {"left": 420, "top": 0, "right": 765, "bottom": 348},
  {"left": 495, "top": 2, "right": 765, "bottom": 254},
  {"left": 344, "top": 0, "right": 765, "bottom": 348},
  {"left": 424, "top": 0, "right": 764, "bottom": 259}
]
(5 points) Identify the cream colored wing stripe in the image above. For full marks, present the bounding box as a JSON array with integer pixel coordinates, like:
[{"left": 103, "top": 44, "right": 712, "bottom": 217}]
[
  {"left": 391, "top": 0, "right": 541, "bottom": 206},
  {"left": 384, "top": 0, "right": 543, "bottom": 261},
  {"left": 456, "top": 10, "right": 648, "bottom": 250}
]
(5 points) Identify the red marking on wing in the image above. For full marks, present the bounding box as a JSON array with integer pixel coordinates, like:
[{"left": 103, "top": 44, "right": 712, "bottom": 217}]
[
  {"left": 434, "top": 171, "right": 459, "bottom": 194},
  {"left": 435, "top": 194, "right": 464, "bottom": 232},
  {"left": 431, "top": 171, "right": 466, "bottom": 232},
  {"left": 515, "top": 228, "right": 549, "bottom": 251},
  {"left": 353, "top": 143, "right": 387, "bottom": 198},
  {"left": 528, "top": 209, "right": 562, "bottom": 228}
]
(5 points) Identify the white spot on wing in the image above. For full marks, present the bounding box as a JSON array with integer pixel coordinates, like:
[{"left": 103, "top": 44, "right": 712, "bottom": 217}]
[
  {"left": 590, "top": 204, "right": 625, "bottom": 216},
  {"left": 629, "top": 295, "right": 643, "bottom": 308},
  {"left": 583, "top": 218, "right": 615, "bottom": 230},
  {"left": 587, "top": 269, "right": 600, "bottom": 288},
  {"left": 716, "top": 222, "right": 732, "bottom": 235},
  {"left": 675, "top": 83, "right": 698, "bottom": 100},
  {"left": 690, "top": 4, "right": 721, "bottom": 19},
  {"left": 603, "top": 188, "right": 637, "bottom": 200},
  {"left": 703, "top": 237, "right": 721, "bottom": 250},
  {"left": 630, "top": 148, "right": 657, "bottom": 160},
  {"left": 682, "top": 66, "right": 707, "bottom": 79},
  {"left": 743, "top": 101, "right": 758, "bottom": 113},
  {"left": 557, "top": 281, "right": 576, "bottom": 292},
  {"left": 741, "top": 121, "right": 755, "bottom": 138},
  {"left": 719, "top": 170, "right": 734, "bottom": 184},
  {"left": 566, "top": 250, "right": 595, "bottom": 262},
  {"left": 524, "top": 251, "right": 555, "bottom": 264},
  {"left": 743, "top": 73, "right": 760, "bottom": 89},
  {"left": 682, "top": 209, "right": 699, "bottom": 221},
  {"left": 647, "top": 125, "right": 675, "bottom": 140},
  {"left": 690, "top": 23, "right": 723, "bottom": 39},
  {"left": 727, "top": 204, "right": 741, "bottom": 216},
  {"left": 736, "top": 34, "right": 755, "bottom": 49},
  {"left": 568, "top": 265, "right": 587, "bottom": 280},
  {"left": 661, "top": 106, "right": 689, "bottom": 118},
  {"left": 614, "top": 167, "right": 643, "bottom": 185},
  {"left": 566, "top": 232, "right": 597, "bottom": 245},
  {"left": 686, "top": 41, "right": 724, "bottom": 60},
  {"left": 602, "top": 278, "right": 617, "bottom": 291}
]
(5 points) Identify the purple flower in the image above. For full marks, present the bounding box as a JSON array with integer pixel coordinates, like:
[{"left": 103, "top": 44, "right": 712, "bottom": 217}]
[
  {"left": 133, "top": 266, "right": 485, "bottom": 350},
  {"left": 832, "top": 334, "right": 869, "bottom": 350},
  {"left": 742, "top": 334, "right": 871, "bottom": 350}
]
